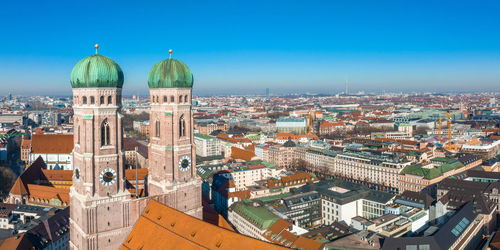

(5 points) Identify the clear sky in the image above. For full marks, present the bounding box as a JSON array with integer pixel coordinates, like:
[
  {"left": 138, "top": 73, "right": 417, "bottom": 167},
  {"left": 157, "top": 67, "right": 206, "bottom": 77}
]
[{"left": 1, "top": 0, "right": 499, "bottom": 96}]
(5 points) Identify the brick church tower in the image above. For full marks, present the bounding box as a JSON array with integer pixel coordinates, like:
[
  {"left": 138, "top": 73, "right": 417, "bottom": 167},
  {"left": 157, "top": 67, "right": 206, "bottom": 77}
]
[
  {"left": 69, "top": 45, "right": 133, "bottom": 249},
  {"left": 147, "top": 51, "right": 202, "bottom": 218}
]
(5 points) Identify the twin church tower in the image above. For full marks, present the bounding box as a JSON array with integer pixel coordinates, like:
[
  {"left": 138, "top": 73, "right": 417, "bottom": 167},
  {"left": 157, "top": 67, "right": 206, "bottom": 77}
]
[{"left": 69, "top": 45, "right": 202, "bottom": 249}]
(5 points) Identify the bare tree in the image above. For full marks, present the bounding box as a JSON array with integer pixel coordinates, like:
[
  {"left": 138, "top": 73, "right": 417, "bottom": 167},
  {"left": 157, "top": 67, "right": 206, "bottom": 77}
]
[
  {"left": 414, "top": 126, "right": 430, "bottom": 136},
  {"left": 0, "top": 167, "right": 16, "bottom": 200}
]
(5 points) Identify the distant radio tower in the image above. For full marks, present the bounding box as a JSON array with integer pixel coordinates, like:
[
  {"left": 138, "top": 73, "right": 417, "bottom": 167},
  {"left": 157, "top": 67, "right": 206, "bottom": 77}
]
[{"left": 345, "top": 79, "right": 348, "bottom": 95}]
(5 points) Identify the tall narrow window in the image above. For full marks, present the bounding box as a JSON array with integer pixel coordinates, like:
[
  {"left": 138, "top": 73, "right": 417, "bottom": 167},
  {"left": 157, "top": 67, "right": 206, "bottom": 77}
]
[
  {"left": 179, "top": 95, "right": 183, "bottom": 103},
  {"left": 155, "top": 120, "right": 160, "bottom": 137},
  {"left": 101, "top": 120, "right": 110, "bottom": 146},
  {"left": 163, "top": 96, "right": 167, "bottom": 103},
  {"left": 179, "top": 115, "right": 186, "bottom": 137},
  {"left": 82, "top": 96, "right": 87, "bottom": 104},
  {"left": 170, "top": 96, "right": 174, "bottom": 103},
  {"left": 77, "top": 126, "right": 80, "bottom": 144},
  {"left": 100, "top": 96, "right": 104, "bottom": 105},
  {"left": 107, "top": 96, "right": 112, "bottom": 105},
  {"left": 90, "top": 96, "right": 95, "bottom": 104},
  {"left": 184, "top": 95, "right": 188, "bottom": 103}
]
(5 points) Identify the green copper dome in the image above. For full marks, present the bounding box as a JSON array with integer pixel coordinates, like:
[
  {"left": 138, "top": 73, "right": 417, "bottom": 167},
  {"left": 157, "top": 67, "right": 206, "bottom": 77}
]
[
  {"left": 70, "top": 54, "right": 124, "bottom": 88},
  {"left": 148, "top": 58, "right": 193, "bottom": 88}
]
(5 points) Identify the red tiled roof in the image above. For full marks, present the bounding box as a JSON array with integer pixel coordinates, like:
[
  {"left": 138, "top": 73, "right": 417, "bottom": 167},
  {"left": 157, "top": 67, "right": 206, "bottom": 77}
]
[
  {"left": 483, "top": 128, "right": 500, "bottom": 132},
  {"left": 263, "top": 219, "right": 323, "bottom": 249},
  {"left": 247, "top": 164, "right": 265, "bottom": 170},
  {"left": 27, "top": 184, "right": 70, "bottom": 205},
  {"left": 0, "top": 233, "right": 34, "bottom": 250},
  {"left": 21, "top": 139, "right": 31, "bottom": 149},
  {"left": 124, "top": 168, "right": 149, "bottom": 180},
  {"left": 217, "top": 133, "right": 252, "bottom": 144},
  {"left": 267, "top": 172, "right": 315, "bottom": 188},
  {"left": 320, "top": 120, "right": 345, "bottom": 128},
  {"left": 121, "top": 200, "right": 286, "bottom": 250},
  {"left": 276, "top": 133, "right": 319, "bottom": 141},
  {"left": 31, "top": 134, "right": 73, "bottom": 154},
  {"left": 42, "top": 170, "right": 72, "bottom": 181},
  {"left": 230, "top": 147, "right": 256, "bottom": 161},
  {"left": 9, "top": 178, "right": 28, "bottom": 195},
  {"left": 9, "top": 156, "right": 46, "bottom": 195}
]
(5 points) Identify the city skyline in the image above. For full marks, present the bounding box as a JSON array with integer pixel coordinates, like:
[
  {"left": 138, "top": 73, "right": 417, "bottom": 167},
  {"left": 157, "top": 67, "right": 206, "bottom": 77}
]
[{"left": 1, "top": 1, "right": 500, "bottom": 96}]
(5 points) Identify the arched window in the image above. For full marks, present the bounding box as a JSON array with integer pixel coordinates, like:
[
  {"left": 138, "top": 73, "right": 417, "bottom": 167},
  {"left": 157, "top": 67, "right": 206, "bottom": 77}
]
[
  {"left": 156, "top": 96, "right": 159, "bottom": 103},
  {"left": 184, "top": 95, "right": 188, "bottom": 103},
  {"left": 151, "top": 96, "right": 155, "bottom": 103},
  {"left": 171, "top": 96, "right": 174, "bottom": 103},
  {"left": 179, "top": 115, "right": 186, "bottom": 137},
  {"left": 155, "top": 120, "right": 160, "bottom": 137},
  {"left": 90, "top": 96, "right": 95, "bottom": 104},
  {"left": 179, "top": 95, "right": 183, "bottom": 103},
  {"left": 100, "top": 96, "right": 104, "bottom": 105},
  {"left": 101, "top": 120, "right": 110, "bottom": 146},
  {"left": 108, "top": 96, "right": 112, "bottom": 105},
  {"left": 77, "top": 126, "right": 80, "bottom": 144},
  {"left": 82, "top": 96, "right": 87, "bottom": 104},
  {"left": 163, "top": 96, "right": 167, "bottom": 103}
]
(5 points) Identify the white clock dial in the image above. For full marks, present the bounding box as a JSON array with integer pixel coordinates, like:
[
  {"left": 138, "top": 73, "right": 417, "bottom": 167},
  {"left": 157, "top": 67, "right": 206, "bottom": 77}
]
[
  {"left": 178, "top": 156, "right": 191, "bottom": 172},
  {"left": 99, "top": 168, "right": 117, "bottom": 186},
  {"left": 74, "top": 166, "right": 81, "bottom": 182}
]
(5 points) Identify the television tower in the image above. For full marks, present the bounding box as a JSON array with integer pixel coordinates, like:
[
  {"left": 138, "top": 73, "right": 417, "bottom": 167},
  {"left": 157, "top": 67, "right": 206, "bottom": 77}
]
[{"left": 345, "top": 79, "right": 348, "bottom": 95}]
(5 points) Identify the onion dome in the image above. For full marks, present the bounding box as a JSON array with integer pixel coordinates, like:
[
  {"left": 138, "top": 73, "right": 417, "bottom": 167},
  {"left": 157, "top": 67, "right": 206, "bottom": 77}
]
[
  {"left": 148, "top": 50, "right": 193, "bottom": 89},
  {"left": 70, "top": 44, "right": 124, "bottom": 88}
]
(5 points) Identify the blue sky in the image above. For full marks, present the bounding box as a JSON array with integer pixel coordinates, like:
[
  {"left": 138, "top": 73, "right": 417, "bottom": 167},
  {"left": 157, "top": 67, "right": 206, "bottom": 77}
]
[{"left": 0, "top": 0, "right": 499, "bottom": 96}]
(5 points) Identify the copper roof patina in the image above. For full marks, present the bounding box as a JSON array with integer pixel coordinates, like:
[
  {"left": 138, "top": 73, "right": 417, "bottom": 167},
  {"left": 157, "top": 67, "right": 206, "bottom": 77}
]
[
  {"left": 70, "top": 54, "right": 124, "bottom": 88},
  {"left": 148, "top": 58, "right": 193, "bottom": 89}
]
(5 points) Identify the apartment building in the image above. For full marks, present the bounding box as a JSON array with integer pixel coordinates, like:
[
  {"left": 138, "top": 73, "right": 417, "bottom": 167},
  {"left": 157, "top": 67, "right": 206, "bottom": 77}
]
[
  {"left": 194, "top": 133, "right": 222, "bottom": 157},
  {"left": 264, "top": 140, "right": 296, "bottom": 167},
  {"left": 382, "top": 202, "right": 485, "bottom": 250},
  {"left": 334, "top": 151, "right": 411, "bottom": 192},
  {"left": 273, "top": 192, "right": 322, "bottom": 228},
  {"left": 197, "top": 120, "right": 227, "bottom": 135},
  {"left": 228, "top": 200, "right": 278, "bottom": 241},
  {"left": 294, "top": 179, "right": 395, "bottom": 225},
  {"left": 29, "top": 134, "right": 73, "bottom": 170},
  {"left": 398, "top": 154, "right": 482, "bottom": 193},
  {"left": 302, "top": 148, "right": 337, "bottom": 172},
  {"left": 219, "top": 161, "right": 285, "bottom": 190},
  {"left": 461, "top": 139, "right": 500, "bottom": 161}
]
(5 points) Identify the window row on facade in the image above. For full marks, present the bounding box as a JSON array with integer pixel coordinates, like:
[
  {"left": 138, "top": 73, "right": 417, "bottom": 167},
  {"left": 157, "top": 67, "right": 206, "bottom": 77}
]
[
  {"left": 151, "top": 95, "right": 190, "bottom": 104},
  {"left": 75, "top": 95, "right": 119, "bottom": 105}
]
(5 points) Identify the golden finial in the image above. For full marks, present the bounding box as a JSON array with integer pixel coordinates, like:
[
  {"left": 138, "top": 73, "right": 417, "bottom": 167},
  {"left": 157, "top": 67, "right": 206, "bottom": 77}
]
[
  {"left": 95, "top": 44, "right": 99, "bottom": 54},
  {"left": 169, "top": 49, "right": 172, "bottom": 59}
]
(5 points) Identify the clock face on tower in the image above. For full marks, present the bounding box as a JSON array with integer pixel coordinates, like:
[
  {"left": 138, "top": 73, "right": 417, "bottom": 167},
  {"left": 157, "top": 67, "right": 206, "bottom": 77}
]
[
  {"left": 178, "top": 156, "right": 191, "bottom": 172},
  {"left": 74, "top": 166, "right": 81, "bottom": 182},
  {"left": 99, "top": 168, "right": 117, "bottom": 186}
]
